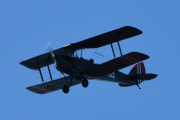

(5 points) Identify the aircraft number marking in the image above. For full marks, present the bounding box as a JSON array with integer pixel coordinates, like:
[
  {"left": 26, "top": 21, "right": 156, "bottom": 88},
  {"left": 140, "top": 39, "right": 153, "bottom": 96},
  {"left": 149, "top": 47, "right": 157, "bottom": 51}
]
[{"left": 108, "top": 72, "right": 115, "bottom": 78}]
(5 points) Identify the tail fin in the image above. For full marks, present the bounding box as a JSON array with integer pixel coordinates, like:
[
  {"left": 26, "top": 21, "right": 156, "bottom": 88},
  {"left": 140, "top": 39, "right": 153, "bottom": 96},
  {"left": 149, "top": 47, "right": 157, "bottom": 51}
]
[
  {"left": 128, "top": 62, "right": 145, "bottom": 84},
  {"left": 120, "top": 62, "right": 157, "bottom": 89},
  {"left": 128, "top": 62, "right": 157, "bottom": 83}
]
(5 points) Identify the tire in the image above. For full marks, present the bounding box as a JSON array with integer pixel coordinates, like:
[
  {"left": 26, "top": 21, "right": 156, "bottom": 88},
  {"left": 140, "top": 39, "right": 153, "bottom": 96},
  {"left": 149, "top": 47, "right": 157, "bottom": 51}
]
[
  {"left": 89, "top": 59, "right": 94, "bottom": 63},
  {"left": 82, "top": 79, "right": 89, "bottom": 88},
  {"left": 62, "top": 85, "right": 69, "bottom": 93}
]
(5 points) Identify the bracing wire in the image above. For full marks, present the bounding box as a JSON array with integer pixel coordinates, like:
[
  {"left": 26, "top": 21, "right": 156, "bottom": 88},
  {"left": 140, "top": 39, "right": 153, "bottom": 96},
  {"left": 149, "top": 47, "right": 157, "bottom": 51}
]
[
  {"left": 42, "top": 65, "right": 58, "bottom": 81},
  {"left": 94, "top": 46, "right": 109, "bottom": 60},
  {"left": 91, "top": 48, "right": 99, "bottom": 59},
  {"left": 43, "top": 68, "right": 50, "bottom": 81}
]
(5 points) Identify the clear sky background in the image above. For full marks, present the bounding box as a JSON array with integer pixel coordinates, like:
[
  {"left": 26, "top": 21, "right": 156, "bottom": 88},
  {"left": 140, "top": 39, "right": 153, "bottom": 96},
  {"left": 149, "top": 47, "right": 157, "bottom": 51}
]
[{"left": 1, "top": 0, "right": 180, "bottom": 120}]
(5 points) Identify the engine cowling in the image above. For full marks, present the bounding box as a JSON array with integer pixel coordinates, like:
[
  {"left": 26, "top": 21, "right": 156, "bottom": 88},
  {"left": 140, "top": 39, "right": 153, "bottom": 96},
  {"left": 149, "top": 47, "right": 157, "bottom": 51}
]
[{"left": 54, "top": 55, "right": 77, "bottom": 71}]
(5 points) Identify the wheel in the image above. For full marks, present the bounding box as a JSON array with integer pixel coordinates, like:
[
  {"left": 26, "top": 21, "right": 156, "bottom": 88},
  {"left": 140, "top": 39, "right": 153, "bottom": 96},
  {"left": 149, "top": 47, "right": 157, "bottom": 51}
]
[
  {"left": 82, "top": 79, "right": 89, "bottom": 88},
  {"left": 62, "top": 85, "right": 69, "bottom": 93},
  {"left": 89, "top": 59, "right": 94, "bottom": 63},
  {"left": 80, "top": 57, "right": 84, "bottom": 60}
]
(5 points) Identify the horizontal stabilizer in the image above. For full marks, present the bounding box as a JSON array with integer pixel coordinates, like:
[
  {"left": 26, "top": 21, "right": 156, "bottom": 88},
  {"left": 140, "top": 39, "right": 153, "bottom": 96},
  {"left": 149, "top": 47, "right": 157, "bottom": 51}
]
[
  {"left": 128, "top": 74, "right": 157, "bottom": 80},
  {"left": 26, "top": 76, "right": 81, "bottom": 94},
  {"left": 83, "top": 52, "right": 149, "bottom": 77},
  {"left": 118, "top": 84, "right": 134, "bottom": 87}
]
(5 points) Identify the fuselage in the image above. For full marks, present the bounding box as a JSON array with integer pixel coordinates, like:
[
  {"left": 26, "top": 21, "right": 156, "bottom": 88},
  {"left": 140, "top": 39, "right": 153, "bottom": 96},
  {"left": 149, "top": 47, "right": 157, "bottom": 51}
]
[{"left": 55, "top": 55, "right": 136, "bottom": 85}]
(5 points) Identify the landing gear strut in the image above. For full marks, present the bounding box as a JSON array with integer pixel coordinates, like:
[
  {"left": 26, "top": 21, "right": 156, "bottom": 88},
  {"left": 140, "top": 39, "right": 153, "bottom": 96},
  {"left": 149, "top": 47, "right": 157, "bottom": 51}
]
[{"left": 82, "top": 79, "right": 89, "bottom": 88}]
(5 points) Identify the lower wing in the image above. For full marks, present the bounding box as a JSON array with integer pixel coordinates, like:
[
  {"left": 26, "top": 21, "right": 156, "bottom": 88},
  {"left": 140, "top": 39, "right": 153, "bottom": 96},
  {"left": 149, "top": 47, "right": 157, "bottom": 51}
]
[
  {"left": 82, "top": 52, "right": 149, "bottom": 77},
  {"left": 26, "top": 76, "right": 81, "bottom": 94}
]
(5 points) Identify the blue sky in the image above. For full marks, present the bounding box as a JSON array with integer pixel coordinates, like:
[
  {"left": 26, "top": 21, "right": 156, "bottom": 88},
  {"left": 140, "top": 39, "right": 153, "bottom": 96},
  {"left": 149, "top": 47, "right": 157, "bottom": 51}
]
[{"left": 1, "top": 0, "right": 180, "bottom": 120}]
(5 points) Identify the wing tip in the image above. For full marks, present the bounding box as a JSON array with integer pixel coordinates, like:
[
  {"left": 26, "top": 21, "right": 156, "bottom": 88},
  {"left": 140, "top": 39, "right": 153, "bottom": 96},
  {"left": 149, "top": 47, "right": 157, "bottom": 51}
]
[
  {"left": 26, "top": 86, "right": 46, "bottom": 94},
  {"left": 123, "top": 26, "right": 143, "bottom": 35},
  {"left": 129, "top": 52, "right": 150, "bottom": 60}
]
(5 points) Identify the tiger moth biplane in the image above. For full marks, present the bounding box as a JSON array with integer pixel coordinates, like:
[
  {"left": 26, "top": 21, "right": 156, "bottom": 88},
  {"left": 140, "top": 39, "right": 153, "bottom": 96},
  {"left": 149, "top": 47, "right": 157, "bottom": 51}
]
[{"left": 20, "top": 26, "right": 157, "bottom": 94}]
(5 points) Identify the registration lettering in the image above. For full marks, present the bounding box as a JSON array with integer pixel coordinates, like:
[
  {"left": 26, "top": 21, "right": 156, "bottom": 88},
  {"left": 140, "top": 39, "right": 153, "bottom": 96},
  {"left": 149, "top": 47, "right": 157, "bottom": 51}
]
[{"left": 108, "top": 72, "right": 115, "bottom": 78}]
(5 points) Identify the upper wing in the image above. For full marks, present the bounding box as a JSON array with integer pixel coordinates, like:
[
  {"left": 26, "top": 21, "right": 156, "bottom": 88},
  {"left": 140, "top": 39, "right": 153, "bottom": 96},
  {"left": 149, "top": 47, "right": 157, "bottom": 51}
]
[
  {"left": 70, "top": 26, "right": 142, "bottom": 49},
  {"left": 20, "top": 47, "right": 74, "bottom": 70},
  {"left": 26, "top": 76, "right": 81, "bottom": 94},
  {"left": 83, "top": 52, "right": 149, "bottom": 77},
  {"left": 20, "top": 26, "right": 142, "bottom": 70}
]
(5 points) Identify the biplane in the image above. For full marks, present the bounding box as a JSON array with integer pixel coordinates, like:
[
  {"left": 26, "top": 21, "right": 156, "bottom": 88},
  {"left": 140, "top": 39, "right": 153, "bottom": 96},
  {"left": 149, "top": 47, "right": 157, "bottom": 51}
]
[{"left": 20, "top": 26, "right": 157, "bottom": 94}]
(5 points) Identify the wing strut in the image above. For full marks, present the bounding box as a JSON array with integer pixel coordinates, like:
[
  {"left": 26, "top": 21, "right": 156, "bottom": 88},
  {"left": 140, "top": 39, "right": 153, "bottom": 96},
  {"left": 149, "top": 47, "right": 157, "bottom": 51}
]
[
  {"left": 81, "top": 49, "right": 83, "bottom": 58},
  {"left": 36, "top": 58, "right": 44, "bottom": 83},
  {"left": 117, "top": 42, "right": 123, "bottom": 56},
  {"left": 47, "top": 65, "right": 53, "bottom": 81},
  {"left": 110, "top": 43, "right": 116, "bottom": 58},
  {"left": 110, "top": 42, "right": 123, "bottom": 58},
  {"left": 108, "top": 26, "right": 124, "bottom": 57}
]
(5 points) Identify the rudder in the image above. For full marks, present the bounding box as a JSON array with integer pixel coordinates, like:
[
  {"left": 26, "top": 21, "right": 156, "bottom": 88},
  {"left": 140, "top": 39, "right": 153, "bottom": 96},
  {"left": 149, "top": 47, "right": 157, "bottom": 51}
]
[{"left": 128, "top": 62, "right": 145, "bottom": 83}]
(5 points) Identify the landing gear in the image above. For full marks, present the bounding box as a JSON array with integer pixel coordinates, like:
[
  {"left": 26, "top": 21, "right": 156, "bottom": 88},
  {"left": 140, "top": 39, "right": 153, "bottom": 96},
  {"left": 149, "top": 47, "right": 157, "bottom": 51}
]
[
  {"left": 89, "top": 59, "right": 94, "bottom": 63},
  {"left": 62, "top": 85, "right": 69, "bottom": 93},
  {"left": 82, "top": 79, "right": 89, "bottom": 88}
]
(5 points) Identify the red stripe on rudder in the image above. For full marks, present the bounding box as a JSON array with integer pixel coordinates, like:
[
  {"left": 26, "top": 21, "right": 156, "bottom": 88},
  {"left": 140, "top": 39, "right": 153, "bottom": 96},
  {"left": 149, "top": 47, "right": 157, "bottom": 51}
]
[
  {"left": 140, "top": 62, "right": 146, "bottom": 74},
  {"left": 140, "top": 62, "right": 146, "bottom": 83},
  {"left": 131, "top": 64, "right": 138, "bottom": 74},
  {"left": 128, "top": 64, "right": 138, "bottom": 75}
]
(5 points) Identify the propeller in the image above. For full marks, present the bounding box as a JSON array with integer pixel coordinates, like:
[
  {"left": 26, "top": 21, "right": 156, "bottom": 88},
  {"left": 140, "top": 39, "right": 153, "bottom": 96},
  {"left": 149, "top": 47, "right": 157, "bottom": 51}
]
[
  {"left": 46, "top": 43, "right": 58, "bottom": 67},
  {"left": 46, "top": 42, "right": 54, "bottom": 57}
]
